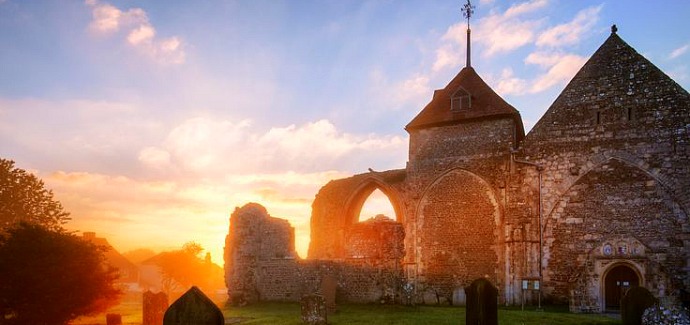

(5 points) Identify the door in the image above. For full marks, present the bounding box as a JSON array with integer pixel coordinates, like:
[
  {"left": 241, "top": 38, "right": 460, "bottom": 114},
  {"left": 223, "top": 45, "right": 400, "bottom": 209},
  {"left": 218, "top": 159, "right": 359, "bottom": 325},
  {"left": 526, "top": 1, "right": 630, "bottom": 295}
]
[{"left": 604, "top": 264, "right": 640, "bottom": 310}]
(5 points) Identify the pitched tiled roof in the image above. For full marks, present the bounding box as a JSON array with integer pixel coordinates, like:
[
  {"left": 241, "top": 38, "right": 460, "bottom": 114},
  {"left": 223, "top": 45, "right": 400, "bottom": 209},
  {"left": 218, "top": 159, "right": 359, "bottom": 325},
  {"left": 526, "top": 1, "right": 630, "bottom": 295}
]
[{"left": 406, "top": 67, "right": 524, "bottom": 141}]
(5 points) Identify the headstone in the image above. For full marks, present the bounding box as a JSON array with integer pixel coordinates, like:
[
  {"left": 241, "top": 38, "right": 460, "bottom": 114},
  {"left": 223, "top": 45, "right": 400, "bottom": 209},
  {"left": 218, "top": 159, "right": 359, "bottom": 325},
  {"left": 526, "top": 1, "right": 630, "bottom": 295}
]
[
  {"left": 163, "top": 286, "right": 224, "bottom": 325},
  {"left": 621, "top": 287, "right": 656, "bottom": 325},
  {"left": 300, "top": 294, "right": 327, "bottom": 325},
  {"left": 143, "top": 291, "right": 169, "bottom": 325},
  {"left": 106, "top": 313, "right": 122, "bottom": 325},
  {"left": 452, "top": 287, "right": 466, "bottom": 306},
  {"left": 320, "top": 275, "right": 337, "bottom": 313},
  {"left": 465, "top": 278, "right": 498, "bottom": 325}
]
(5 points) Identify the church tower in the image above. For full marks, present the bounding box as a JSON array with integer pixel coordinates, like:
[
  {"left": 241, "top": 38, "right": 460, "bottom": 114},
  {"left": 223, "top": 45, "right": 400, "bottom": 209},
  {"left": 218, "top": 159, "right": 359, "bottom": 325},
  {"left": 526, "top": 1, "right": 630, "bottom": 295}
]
[{"left": 403, "top": 0, "right": 525, "bottom": 302}]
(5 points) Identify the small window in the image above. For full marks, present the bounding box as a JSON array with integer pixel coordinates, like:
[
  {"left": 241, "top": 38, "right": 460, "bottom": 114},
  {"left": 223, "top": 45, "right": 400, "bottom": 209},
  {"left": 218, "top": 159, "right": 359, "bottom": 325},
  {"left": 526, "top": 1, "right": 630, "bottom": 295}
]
[
  {"left": 451, "top": 87, "right": 471, "bottom": 111},
  {"left": 625, "top": 107, "right": 635, "bottom": 122}
]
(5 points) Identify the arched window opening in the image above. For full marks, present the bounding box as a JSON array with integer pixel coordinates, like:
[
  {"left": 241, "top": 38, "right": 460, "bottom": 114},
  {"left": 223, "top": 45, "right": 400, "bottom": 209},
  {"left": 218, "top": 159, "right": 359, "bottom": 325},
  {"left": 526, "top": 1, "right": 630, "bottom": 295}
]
[{"left": 357, "top": 189, "right": 396, "bottom": 223}]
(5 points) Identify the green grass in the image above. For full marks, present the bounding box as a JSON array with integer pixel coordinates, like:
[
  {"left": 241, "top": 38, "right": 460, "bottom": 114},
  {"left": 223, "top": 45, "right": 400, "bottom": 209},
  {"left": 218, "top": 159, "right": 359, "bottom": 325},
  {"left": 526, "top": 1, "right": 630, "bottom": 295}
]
[
  {"left": 72, "top": 299, "right": 621, "bottom": 324},
  {"left": 223, "top": 302, "right": 621, "bottom": 325}
]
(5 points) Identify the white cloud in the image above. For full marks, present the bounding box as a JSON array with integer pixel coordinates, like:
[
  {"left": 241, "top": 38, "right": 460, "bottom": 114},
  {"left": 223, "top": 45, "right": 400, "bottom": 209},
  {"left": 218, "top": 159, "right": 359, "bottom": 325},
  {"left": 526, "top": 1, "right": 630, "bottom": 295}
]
[
  {"left": 433, "top": 43, "right": 462, "bottom": 72},
  {"left": 504, "top": 0, "right": 549, "bottom": 18},
  {"left": 138, "top": 117, "right": 406, "bottom": 175},
  {"left": 369, "top": 69, "right": 432, "bottom": 111},
  {"left": 527, "top": 51, "right": 586, "bottom": 93},
  {"left": 536, "top": 5, "right": 602, "bottom": 48},
  {"left": 494, "top": 68, "right": 527, "bottom": 95},
  {"left": 436, "top": 0, "right": 547, "bottom": 63},
  {"left": 669, "top": 44, "right": 689, "bottom": 60},
  {"left": 86, "top": 0, "right": 186, "bottom": 65}
]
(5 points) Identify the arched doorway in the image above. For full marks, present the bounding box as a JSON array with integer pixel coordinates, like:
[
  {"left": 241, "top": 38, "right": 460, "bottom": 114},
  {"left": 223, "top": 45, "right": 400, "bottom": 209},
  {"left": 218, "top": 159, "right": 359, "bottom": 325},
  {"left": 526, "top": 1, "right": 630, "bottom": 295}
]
[{"left": 604, "top": 264, "right": 640, "bottom": 310}]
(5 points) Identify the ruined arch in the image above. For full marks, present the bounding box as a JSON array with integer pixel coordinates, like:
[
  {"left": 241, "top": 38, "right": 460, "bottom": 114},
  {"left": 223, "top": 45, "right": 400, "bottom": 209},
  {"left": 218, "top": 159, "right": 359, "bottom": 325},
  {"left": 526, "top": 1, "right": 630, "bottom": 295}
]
[
  {"left": 343, "top": 177, "right": 406, "bottom": 225},
  {"left": 413, "top": 168, "right": 503, "bottom": 299}
]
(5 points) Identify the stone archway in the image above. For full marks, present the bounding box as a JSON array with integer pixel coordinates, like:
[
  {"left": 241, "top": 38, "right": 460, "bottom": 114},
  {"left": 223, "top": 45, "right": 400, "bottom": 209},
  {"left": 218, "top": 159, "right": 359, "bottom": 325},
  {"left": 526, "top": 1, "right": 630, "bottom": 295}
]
[{"left": 603, "top": 264, "right": 640, "bottom": 311}]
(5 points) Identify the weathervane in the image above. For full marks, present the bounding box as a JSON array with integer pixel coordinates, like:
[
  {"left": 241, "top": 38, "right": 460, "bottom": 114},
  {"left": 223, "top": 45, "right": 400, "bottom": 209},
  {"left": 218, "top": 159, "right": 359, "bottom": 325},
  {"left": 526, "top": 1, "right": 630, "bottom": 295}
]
[
  {"left": 462, "top": 0, "right": 475, "bottom": 67},
  {"left": 462, "top": 0, "right": 474, "bottom": 29}
]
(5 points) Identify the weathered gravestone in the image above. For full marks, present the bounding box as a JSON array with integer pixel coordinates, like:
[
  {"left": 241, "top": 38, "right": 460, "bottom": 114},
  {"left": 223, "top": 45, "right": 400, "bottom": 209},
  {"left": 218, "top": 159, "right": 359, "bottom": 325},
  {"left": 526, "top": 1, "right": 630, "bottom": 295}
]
[
  {"left": 320, "top": 275, "right": 337, "bottom": 313},
  {"left": 452, "top": 287, "right": 466, "bottom": 306},
  {"left": 621, "top": 286, "right": 657, "bottom": 325},
  {"left": 465, "top": 278, "right": 498, "bottom": 325},
  {"left": 106, "top": 313, "right": 122, "bottom": 325},
  {"left": 143, "top": 291, "right": 168, "bottom": 325},
  {"left": 163, "top": 286, "right": 224, "bottom": 325},
  {"left": 301, "top": 294, "right": 327, "bottom": 325}
]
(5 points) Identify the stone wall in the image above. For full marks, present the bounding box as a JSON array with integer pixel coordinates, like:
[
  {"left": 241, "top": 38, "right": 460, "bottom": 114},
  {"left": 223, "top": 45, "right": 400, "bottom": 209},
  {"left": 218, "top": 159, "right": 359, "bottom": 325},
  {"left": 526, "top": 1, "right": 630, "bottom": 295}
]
[{"left": 225, "top": 203, "right": 405, "bottom": 304}]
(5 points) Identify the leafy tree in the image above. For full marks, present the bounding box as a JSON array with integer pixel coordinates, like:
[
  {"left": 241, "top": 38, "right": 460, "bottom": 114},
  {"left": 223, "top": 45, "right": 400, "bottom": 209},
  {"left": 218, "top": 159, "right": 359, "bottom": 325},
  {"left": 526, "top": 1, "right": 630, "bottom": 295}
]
[
  {"left": 0, "top": 223, "right": 121, "bottom": 325},
  {"left": 155, "top": 242, "right": 224, "bottom": 296},
  {"left": 0, "top": 158, "right": 70, "bottom": 231}
]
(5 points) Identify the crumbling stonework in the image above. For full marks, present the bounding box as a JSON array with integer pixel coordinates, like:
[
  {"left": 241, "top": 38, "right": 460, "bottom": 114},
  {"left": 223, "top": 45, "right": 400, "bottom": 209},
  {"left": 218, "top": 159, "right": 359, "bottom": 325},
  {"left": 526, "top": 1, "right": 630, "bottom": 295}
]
[
  {"left": 225, "top": 203, "right": 404, "bottom": 304},
  {"left": 225, "top": 30, "right": 690, "bottom": 312}
]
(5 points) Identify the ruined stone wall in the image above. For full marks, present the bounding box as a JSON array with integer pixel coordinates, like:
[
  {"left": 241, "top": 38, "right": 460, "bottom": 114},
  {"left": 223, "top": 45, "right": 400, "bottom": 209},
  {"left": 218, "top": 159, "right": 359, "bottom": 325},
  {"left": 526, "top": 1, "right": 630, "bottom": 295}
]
[
  {"left": 226, "top": 203, "right": 405, "bottom": 304},
  {"left": 308, "top": 169, "right": 407, "bottom": 259}
]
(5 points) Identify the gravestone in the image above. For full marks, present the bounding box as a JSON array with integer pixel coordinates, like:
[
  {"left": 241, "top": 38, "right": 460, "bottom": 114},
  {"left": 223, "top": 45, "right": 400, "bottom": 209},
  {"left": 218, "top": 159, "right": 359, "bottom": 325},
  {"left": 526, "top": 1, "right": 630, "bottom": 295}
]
[
  {"left": 452, "top": 287, "right": 466, "bottom": 306},
  {"left": 143, "top": 291, "right": 168, "bottom": 325},
  {"left": 465, "top": 278, "right": 498, "bottom": 325},
  {"left": 621, "top": 286, "right": 657, "bottom": 325},
  {"left": 300, "top": 294, "right": 327, "bottom": 325},
  {"left": 320, "top": 275, "right": 337, "bottom": 313},
  {"left": 106, "top": 313, "right": 122, "bottom": 325},
  {"left": 163, "top": 286, "right": 224, "bottom": 325}
]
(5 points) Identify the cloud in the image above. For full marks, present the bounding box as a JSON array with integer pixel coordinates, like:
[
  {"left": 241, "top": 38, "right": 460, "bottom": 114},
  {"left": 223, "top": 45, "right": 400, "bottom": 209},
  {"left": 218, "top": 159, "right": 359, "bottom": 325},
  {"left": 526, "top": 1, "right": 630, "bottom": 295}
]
[
  {"left": 369, "top": 69, "right": 432, "bottom": 110},
  {"left": 85, "top": 0, "right": 185, "bottom": 65},
  {"left": 142, "top": 117, "right": 406, "bottom": 174},
  {"left": 526, "top": 51, "right": 586, "bottom": 93},
  {"left": 494, "top": 68, "right": 527, "bottom": 95},
  {"left": 436, "top": 0, "right": 547, "bottom": 65},
  {"left": 536, "top": 5, "right": 602, "bottom": 48},
  {"left": 669, "top": 44, "right": 689, "bottom": 60}
]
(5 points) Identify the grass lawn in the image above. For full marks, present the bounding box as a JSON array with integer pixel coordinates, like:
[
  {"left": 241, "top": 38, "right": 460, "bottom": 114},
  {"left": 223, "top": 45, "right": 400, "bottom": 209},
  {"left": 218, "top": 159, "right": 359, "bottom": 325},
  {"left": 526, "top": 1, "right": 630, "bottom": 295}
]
[
  {"left": 73, "top": 300, "right": 621, "bottom": 324},
  {"left": 224, "top": 303, "right": 621, "bottom": 325}
]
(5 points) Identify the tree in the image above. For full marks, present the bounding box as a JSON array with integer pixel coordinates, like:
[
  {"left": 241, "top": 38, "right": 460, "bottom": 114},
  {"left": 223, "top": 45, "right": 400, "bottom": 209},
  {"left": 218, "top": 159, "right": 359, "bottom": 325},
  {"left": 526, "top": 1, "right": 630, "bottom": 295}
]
[
  {"left": 155, "top": 242, "right": 224, "bottom": 296},
  {"left": 0, "top": 158, "right": 70, "bottom": 231},
  {"left": 0, "top": 223, "right": 121, "bottom": 325}
]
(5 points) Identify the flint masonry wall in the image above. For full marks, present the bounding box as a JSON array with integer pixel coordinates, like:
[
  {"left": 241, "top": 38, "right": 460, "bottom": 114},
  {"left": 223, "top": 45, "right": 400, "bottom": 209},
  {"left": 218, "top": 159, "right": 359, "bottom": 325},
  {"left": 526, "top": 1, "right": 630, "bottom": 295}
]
[
  {"left": 225, "top": 203, "right": 405, "bottom": 304},
  {"left": 519, "top": 34, "right": 690, "bottom": 311}
]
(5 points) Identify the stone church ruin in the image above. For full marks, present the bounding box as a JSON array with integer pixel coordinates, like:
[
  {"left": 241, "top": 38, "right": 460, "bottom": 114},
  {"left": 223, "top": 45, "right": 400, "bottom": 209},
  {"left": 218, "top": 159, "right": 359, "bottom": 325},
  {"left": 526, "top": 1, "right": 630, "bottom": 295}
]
[{"left": 225, "top": 24, "right": 690, "bottom": 312}]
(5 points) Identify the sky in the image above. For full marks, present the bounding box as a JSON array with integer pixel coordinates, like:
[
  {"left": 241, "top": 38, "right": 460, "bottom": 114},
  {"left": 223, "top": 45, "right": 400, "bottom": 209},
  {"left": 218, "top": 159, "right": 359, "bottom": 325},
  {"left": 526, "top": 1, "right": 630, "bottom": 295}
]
[{"left": 1, "top": 0, "right": 689, "bottom": 264}]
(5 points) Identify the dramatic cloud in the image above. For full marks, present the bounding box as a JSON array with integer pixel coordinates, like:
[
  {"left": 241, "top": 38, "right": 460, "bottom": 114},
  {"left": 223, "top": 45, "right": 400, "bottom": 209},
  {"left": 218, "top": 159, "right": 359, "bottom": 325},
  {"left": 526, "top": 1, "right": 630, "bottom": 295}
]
[
  {"left": 86, "top": 0, "right": 185, "bottom": 65},
  {"left": 669, "top": 44, "right": 689, "bottom": 59},
  {"left": 536, "top": 5, "right": 602, "bottom": 47}
]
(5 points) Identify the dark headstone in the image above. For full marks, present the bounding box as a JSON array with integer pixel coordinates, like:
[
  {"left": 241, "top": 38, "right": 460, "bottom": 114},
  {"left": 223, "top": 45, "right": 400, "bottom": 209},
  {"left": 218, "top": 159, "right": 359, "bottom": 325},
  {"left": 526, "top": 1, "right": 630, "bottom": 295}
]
[
  {"left": 301, "top": 294, "right": 327, "bottom": 325},
  {"left": 163, "top": 286, "right": 224, "bottom": 325},
  {"left": 465, "top": 278, "right": 498, "bottom": 325},
  {"left": 621, "top": 286, "right": 657, "bottom": 325},
  {"left": 143, "top": 291, "right": 168, "bottom": 325},
  {"left": 320, "top": 275, "right": 337, "bottom": 313},
  {"left": 106, "top": 313, "right": 122, "bottom": 325}
]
